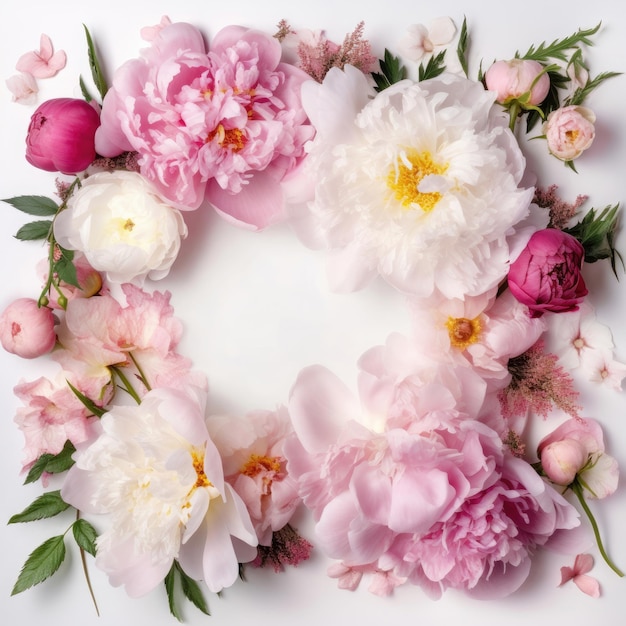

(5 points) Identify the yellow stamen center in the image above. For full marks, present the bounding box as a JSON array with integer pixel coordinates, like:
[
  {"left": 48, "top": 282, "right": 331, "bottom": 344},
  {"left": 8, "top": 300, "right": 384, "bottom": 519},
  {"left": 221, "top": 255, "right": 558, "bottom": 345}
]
[
  {"left": 207, "top": 124, "right": 247, "bottom": 152},
  {"left": 387, "top": 150, "right": 448, "bottom": 211},
  {"left": 446, "top": 316, "right": 482, "bottom": 349},
  {"left": 565, "top": 129, "right": 579, "bottom": 143},
  {"left": 192, "top": 450, "right": 211, "bottom": 489},
  {"left": 123, "top": 218, "right": 135, "bottom": 231},
  {"left": 241, "top": 454, "right": 282, "bottom": 478}
]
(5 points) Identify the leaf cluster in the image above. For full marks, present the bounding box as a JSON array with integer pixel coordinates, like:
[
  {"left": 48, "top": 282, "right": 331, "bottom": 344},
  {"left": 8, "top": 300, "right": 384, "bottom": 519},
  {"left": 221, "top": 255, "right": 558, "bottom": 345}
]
[
  {"left": 418, "top": 50, "right": 447, "bottom": 81},
  {"left": 24, "top": 440, "right": 76, "bottom": 484},
  {"left": 165, "top": 561, "right": 210, "bottom": 621},
  {"left": 371, "top": 49, "right": 407, "bottom": 92},
  {"left": 564, "top": 204, "right": 624, "bottom": 277},
  {"left": 9, "top": 491, "right": 97, "bottom": 595},
  {"left": 80, "top": 25, "right": 108, "bottom": 102},
  {"left": 517, "top": 23, "right": 601, "bottom": 63}
]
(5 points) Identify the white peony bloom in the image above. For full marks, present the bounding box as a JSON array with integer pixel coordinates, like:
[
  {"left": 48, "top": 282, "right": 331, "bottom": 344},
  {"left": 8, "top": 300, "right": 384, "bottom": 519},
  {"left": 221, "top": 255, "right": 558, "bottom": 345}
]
[
  {"left": 300, "top": 68, "right": 534, "bottom": 299},
  {"left": 61, "top": 387, "right": 258, "bottom": 597},
  {"left": 54, "top": 170, "right": 187, "bottom": 284}
]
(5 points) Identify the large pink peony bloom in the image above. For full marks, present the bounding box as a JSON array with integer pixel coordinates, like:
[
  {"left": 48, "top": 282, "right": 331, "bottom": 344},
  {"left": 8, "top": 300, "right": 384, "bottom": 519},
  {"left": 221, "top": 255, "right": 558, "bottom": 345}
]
[
  {"left": 285, "top": 364, "right": 579, "bottom": 598},
  {"left": 95, "top": 22, "right": 314, "bottom": 227}
]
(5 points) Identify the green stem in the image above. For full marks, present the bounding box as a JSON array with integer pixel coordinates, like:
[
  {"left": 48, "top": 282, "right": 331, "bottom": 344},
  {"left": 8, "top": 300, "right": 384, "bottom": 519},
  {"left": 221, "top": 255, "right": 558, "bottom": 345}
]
[
  {"left": 572, "top": 481, "right": 624, "bottom": 577},
  {"left": 128, "top": 352, "right": 152, "bottom": 392},
  {"left": 75, "top": 510, "right": 100, "bottom": 617},
  {"left": 508, "top": 101, "right": 520, "bottom": 133},
  {"left": 111, "top": 366, "right": 142, "bottom": 405}
]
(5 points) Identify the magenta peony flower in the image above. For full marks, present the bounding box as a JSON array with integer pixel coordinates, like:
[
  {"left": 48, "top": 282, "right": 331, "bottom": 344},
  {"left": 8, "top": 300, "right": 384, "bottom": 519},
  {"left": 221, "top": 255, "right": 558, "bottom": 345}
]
[
  {"left": 95, "top": 22, "right": 314, "bottom": 227},
  {"left": 485, "top": 59, "right": 550, "bottom": 107},
  {"left": 25, "top": 98, "right": 100, "bottom": 174},
  {"left": 0, "top": 298, "right": 56, "bottom": 358},
  {"left": 544, "top": 105, "right": 596, "bottom": 162},
  {"left": 508, "top": 228, "right": 588, "bottom": 317}
]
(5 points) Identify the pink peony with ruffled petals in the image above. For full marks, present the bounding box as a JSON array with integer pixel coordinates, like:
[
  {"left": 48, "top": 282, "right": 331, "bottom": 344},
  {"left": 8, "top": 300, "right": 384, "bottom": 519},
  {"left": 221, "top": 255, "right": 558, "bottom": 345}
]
[{"left": 95, "top": 22, "right": 314, "bottom": 227}]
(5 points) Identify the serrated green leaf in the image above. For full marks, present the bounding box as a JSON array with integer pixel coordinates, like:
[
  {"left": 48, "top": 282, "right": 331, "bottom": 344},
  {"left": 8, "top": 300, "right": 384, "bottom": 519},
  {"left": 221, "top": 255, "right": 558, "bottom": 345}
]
[
  {"left": 72, "top": 519, "right": 98, "bottom": 557},
  {"left": 178, "top": 563, "right": 210, "bottom": 616},
  {"left": 79, "top": 75, "right": 96, "bottom": 103},
  {"left": 55, "top": 248, "right": 80, "bottom": 288},
  {"left": 2, "top": 195, "right": 59, "bottom": 216},
  {"left": 24, "top": 440, "right": 77, "bottom": 484},
  {"left": 418, "top": 50, "right": 447, "bottom": 81},
  {"left": 66, "top": 380, "right": 106, "bottom": 417},
  {"left": 165, "top": 564, "right": 184, "bottom": 622},
  {"left": 518, "top": 23, "right": 602, "bottom": 63},
  {"left": 83, "top": 25, "right": 108, "bottom": 101},
  {"left": 567, "top": 71, "right": 622, "bottom": 107},
  {"left": 15, "top": 220, "right": 52, "bottom": 241},
  {"left": 8, "top": 490, "right": 70, "bottom": 524},
  {"left": 371, "top": 49, "right": 406, "bottom": 92},
  {"left": 11, "top": 535, "right": 66, "bottom": 595}
]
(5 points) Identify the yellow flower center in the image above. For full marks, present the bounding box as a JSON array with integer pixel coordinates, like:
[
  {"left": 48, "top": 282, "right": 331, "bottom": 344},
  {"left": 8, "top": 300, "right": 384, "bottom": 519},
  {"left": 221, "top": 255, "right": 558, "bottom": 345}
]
[
  {"left": 565, "top": 129, "right": 579, "bottom": 143},
  {"left": 123, "top": 218, "right": 135, "bottom": 231},
  {"left": 387, "top": 150, "right": 448, "bottom": 211},
  {"left": 241, "top": 454, "right": 282, "bottom": 478},
  {"left": 446, "top": 316, "right": 482, "bottom": 349},
  {"left": 207, "top": 124, "right": 247, "bottom": 152},
  {"left": 191, "top": 450, "right": 211, "bottom": 489}
]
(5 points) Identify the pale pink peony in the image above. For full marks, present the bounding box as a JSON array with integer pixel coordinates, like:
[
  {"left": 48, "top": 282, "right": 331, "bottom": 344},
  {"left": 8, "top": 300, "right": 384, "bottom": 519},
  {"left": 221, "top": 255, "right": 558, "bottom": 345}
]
[
  {"left": 95, "top": 22, "right": 314, "bottom": 227},
  {"left": 15, "top": 34, "right": 66, "bottom": 79},
  {"left": 14, "top": 374, "right": 99, "bottom": 469},
  {"left": 285, "top": 364, "right": 579, "bottom": 598},
  {"left": 485, "top": 59, "right": 550, "bottom": 106},
  {"left": 544, "top": 105, "right": 596, "bottom": 161},
  {"left": 0, "top": 298, "right": 56, "bottom": 359},
  {"left": 61, "top": 387, "right": 258, "bottom": 596},
  {"left": 538, "top": 417, "right": 619, "bottom": 498},
  {"left": 6, "top": 73, "right": 38, "bottom": 105},
  {"left": 207, "top": 407, "right": 301, "bottom": 545}
]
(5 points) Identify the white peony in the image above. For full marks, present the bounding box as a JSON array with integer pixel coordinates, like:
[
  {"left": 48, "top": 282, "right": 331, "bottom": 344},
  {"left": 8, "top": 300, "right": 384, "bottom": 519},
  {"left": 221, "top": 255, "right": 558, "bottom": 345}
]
[
  {"left": 299, "top": 67, "right": 534, "bottom": 299},
  {"left": 54, "top": 170, "right": 187, "bottom": 284},
  {"left": 61, "top": 386, "right": 258, "bottom": 597}
]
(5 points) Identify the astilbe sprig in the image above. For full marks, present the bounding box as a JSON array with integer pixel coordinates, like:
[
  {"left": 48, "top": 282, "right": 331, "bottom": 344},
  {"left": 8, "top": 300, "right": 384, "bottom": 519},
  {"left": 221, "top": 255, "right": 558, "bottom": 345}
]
[
  {"left": 534, "top": 184, "right": 588, "bottom": 230},
  {"left": 499, "top": 339, "right": 581, "bottom": 420},
  {"left": 251, "top": 524, "right": 313, "bottom": 572}
]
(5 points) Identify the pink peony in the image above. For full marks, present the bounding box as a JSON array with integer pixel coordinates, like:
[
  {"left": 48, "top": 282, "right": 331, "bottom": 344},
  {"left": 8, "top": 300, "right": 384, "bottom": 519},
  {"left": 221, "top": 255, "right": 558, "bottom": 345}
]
[
  {"left": 95, "top": 22, "right": 314, "bottom": 227},
  {"left": 285, "top": 365, "right": 579, "bottom": 598},
  {"left": 207, "top": 407, "right": 301, "bottom": 546},
  {"left": 538, "top": 417, "right": 619, "bottom": 498},
  {"left": 0, "top": 298, "right": 56, "bottom": 359},
  {"left": 508, "top": 229, "right": 588, "bottom": 318},
  {"left": 25, "top": 98, "right": 100, "bottom": 174},
  {"left": 544, "top": 105, "right": 595, "bottom": 161},
  {"left": 485, "top": 59, "right": 550, "bottom": 107}
]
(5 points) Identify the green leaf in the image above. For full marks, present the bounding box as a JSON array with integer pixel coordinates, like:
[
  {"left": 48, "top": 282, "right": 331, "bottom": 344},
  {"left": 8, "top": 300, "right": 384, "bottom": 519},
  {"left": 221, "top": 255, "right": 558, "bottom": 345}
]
[
  {"left": 371, "top": 49, "right": 407, "bottom": 92},
  {"left": 178, "top": 562, "right": 210, "bottom": 616},
  {"left": 518, "top": 23, "right": 602, "bottom": 63},
  {"left": 72, "top": 519, "right": 98, "bottom": 557},
  {"left": 55, "top": 246, "right": 80, "bottom": 288},
  {"left": 8, "top": 491, "right": 70, "bottom": 524},
  {"left": 79, "top": 75, "right": 96, "bottom": 103},
  {"left": 525, "top": 69, "right": 569, "bottom": 133},
  {"left": 564, "top": 204, "right": 624, "bottom": 276},
  {"left": 15, "top": 220, "right": 52, "bottom": 241},
  {"left": 83, "top": 24, "right": 108, "bottom": 100},
  {"left": 66, "top": 380, "right": 107, "bottom": 417},
  {"left": 456, "top": 16, "right": 469, "bottom": 77},
  {"left": 11, "top": 535, "right": 66, "bottom": 595},
  {"left": 24, "top": 440, "right": 77, "bottom": 484},
  {"left": 418, "top": 50, "right": 447, "bottom": 81},
  {"left": 164, "top": 564, "right": 184, "bottom": 622},
  {"left": 567, "top": 71, "right": 622, "bottom": 106},
  {"left": 2, "top": 195, "right": 59, "bottom": 216}
]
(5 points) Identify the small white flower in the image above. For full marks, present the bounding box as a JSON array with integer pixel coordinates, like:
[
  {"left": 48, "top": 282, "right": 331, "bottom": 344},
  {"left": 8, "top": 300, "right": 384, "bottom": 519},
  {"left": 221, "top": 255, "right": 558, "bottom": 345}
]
[
  {"left": 398, "top": 17, "right": 456, "bottom": 62},
  {"left": 54, "top": 170, "right": 187, "bottom": 284},
  {"left": 581, "top": 349, "right": 626, "bottom": 392}
]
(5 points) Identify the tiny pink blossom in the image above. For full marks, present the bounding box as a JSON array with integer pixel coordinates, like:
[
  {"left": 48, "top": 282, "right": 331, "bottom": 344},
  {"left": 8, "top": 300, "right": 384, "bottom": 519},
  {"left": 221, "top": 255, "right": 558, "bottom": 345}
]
[
  {"left": 398, "top": 17, "right": 456, "bottom": 62},
  {"left": 0, "top": 298, "right": 56, "bottom": 359},
  {"left": 15, "top": 34, "right": 66, "bottom": 79},
  {"left": 559, "top": 553, "right": 600, "bottom": 597},
  {"left": 6, "top": 73, "right": 38, "bottom": 105}
]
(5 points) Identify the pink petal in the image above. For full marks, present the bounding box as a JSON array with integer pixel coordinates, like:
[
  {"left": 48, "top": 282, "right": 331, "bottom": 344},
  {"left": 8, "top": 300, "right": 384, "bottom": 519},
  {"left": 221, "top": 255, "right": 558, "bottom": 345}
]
[
  {"left": 574, "top": 574, "right": 601, "bottom": 598},
  {"left": 15, "top": 34, "right": 66, "bottom": 78},
  {"left": 288, "top": 365, "right": 358, "bottom": 453},
  {"left": 559, "top": 565, "right": 576, "bottom": 585},
  {"left": 573, "top": 552, "right": 595, "bottom": 575},
  {"left": 6, "top": 73, "right": 38, "bottom": 104}
]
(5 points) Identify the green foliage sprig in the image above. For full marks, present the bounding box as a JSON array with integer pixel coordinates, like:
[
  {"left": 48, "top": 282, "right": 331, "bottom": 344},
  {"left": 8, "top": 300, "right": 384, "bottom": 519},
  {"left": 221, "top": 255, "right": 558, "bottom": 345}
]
[{"left": 371, "top": 49, "right": 407, "bottom": 92}]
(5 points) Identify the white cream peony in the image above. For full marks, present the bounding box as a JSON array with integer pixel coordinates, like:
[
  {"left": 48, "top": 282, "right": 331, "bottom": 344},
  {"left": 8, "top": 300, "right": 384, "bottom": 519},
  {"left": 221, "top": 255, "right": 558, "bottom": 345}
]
[
  {"left": 54, "top": 170, "right": 187, "bottom": 284},
  {"left": 300, "top": 67, "right": 535, "bottom": 299}
]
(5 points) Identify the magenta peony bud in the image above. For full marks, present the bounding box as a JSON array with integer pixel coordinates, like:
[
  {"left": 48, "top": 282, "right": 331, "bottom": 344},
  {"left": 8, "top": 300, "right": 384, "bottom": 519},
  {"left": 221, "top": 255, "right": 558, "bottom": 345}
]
[
  {"left": 485, "top": 59, "right": 550, "bottom": 107},
  {"left": 507, "top": 229, "right": 588, "bottom": 317},
  {"left": 25, "top": 98, "right": 100, "bottom": 174},
  {"left": 0, "top": 298, "right": 56, "bottom": 358}
]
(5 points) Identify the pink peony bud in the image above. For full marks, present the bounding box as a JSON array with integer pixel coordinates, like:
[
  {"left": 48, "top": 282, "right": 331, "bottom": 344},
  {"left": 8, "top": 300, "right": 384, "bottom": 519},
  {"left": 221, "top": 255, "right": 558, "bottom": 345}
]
[
  {"left": 540, "top": 439, "right": 588, "bottom": 486},
  {"left": 485, "top": 59, "right": 550, "bottom": 106},
  {"left": 0, "top": 298, "right": 56, "bottom": 358},
  {"left": 544, "top": 105, "right": 595, "bottom": 162},
  {"left": 25, "top": 98, "right": 100, "bottom": 174}
]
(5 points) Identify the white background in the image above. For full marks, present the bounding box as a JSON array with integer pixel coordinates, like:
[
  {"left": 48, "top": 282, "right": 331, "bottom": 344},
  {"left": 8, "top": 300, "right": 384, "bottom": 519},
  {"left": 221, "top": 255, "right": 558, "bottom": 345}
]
[{"left": 1, "top": 1, "right": 626, "bottom": 624}]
